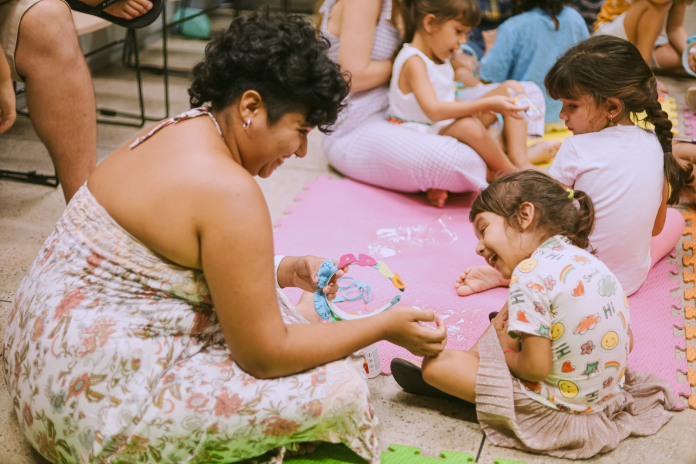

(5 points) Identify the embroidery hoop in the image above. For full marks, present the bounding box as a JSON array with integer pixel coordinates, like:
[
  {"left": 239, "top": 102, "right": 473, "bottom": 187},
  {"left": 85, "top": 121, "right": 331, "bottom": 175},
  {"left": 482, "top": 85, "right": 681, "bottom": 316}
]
[{"left": 314, "top": 253, "right": 406, "bottom": 321}]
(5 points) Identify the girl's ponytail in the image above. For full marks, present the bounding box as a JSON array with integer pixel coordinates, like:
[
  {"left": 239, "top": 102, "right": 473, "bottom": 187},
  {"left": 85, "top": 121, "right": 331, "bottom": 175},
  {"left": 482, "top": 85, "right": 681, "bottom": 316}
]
[
  {"left": 565, "top": 189, "right": 595, "bottom": 251},
  {"left": 644, "top": 86, "right": 695, "bottom": 204},
  {"left": 401, "top": 0, "right": 418, "bottom": 43},
  {"left": 470, "top": 171, "right": 596, "bottom": 251}
]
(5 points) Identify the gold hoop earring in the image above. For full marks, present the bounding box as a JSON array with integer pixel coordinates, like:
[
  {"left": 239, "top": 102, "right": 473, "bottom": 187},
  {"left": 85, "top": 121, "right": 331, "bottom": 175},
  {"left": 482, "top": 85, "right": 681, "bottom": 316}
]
[{"left": 242, "top": 118, "right": 251, "bottom": 129}]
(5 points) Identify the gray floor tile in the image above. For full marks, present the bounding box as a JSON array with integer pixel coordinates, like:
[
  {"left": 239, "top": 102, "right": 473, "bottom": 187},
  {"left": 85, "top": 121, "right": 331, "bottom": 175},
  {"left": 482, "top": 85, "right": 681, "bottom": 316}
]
[
  {"left": 369, "top": 375, "right": 484, "bottom": 457},
  {"left": 477, "top": 407, "right": 696, "bottom": 464}
]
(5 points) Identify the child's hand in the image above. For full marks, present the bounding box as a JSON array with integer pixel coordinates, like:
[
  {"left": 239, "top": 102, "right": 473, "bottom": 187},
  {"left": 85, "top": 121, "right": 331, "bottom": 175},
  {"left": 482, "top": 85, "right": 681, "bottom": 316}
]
[
  {"left": 482, "top": 29, "right": 497, "bottom": 53},
  {"left": 492, "top": 308, "right": 520, "bottom": 352},
  {"left": 382, "top": 308, "right": 447, "bottom": 356},
  {"left": 450, "top": 47, "right": 476, "bottom": 71},
  {"left": 688, "top": 48, "right": 696, "bottom": 74},
  {"left": 483, "top": 95, "right": 526, "bottom": 119}
]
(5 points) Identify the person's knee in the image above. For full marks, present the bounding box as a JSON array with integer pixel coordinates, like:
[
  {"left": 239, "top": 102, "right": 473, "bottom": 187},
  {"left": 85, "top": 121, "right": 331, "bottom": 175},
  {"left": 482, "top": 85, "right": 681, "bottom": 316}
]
[
  {"left": 421, "top": 352, "right": 452, "bottom": 384},
  {"left": 503, "top": 80, "right": 524, "bottom": 93},
  {"left": 18, "top": 0, "right": 82, "bottom": 66},
  {"left": 454, "top": 116, "right": 486, "bottom": 134}
]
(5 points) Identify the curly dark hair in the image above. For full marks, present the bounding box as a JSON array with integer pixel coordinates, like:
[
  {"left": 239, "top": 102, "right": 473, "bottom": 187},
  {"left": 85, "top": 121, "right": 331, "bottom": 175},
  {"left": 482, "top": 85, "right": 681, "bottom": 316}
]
[
  {"left": 188, "top": 11, "right": 349, "bottom": 133},
  {"left": 511, "top": 0, "right": 564, "bottom": 16},
  {"left": 545, "top": 35, "right": 694, "bottom": 204}
]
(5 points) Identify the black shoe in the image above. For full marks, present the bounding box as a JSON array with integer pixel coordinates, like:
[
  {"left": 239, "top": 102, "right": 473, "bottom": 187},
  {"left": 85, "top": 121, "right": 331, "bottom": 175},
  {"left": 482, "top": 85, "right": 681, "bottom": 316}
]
[
  {"left": 391, "top": 358, "right": 458, "bottom": 400},
  {"left": 488, "top": 311, "right": 499, "bottom": 322}
]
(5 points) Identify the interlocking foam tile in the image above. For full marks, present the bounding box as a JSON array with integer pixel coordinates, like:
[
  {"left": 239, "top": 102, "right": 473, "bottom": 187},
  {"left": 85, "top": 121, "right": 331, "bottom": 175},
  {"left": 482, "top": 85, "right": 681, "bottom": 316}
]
[
  {"left": 627, "top": 250, "right": 689, "bottom": 409},
  {"left": 275, "top": 177, "right": 691, "bottom": 409},
  {"left": 680, "top": 208, "right": 696, "bottom": 409},
  {"left": 688, "top": 346, "right": 696, "bottom": 362},
  {"left": 283, "top": 444, "right": 527, "bottom": 464},
  {"left": 684, "top": 105, "right": 696, "bottom": 137}
]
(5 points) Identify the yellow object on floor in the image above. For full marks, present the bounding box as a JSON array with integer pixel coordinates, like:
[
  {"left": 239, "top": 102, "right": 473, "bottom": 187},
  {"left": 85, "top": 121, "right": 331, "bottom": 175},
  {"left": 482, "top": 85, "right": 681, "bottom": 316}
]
[
  {"left": 633, "top": 97, "right": 679, "bottom": 135},
  {"left": 527, "top": 124, "right": 573, "bottom": 167}
]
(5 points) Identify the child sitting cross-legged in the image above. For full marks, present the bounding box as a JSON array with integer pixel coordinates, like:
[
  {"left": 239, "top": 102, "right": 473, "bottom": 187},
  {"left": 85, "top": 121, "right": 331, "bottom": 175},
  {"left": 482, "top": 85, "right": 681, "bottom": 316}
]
[
  {"left": 389, "top": 0, "right": 560, "bottom": 207},
  {"left": 392, "top": 171, "right": 677, "bottom": 459}
]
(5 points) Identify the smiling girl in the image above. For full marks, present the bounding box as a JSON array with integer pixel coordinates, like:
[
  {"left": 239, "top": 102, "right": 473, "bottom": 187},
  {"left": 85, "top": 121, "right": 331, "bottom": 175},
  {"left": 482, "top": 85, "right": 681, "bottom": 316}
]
[
  {"left": 388, "top": 0, "right": 557, "bottom": 207},
  {"left": 393, "top": 171, "right": 676, "bottom": 459}
]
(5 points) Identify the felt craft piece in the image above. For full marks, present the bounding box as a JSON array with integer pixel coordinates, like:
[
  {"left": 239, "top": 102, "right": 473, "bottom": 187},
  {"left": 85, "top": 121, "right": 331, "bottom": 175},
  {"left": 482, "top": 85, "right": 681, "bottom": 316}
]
[
  {"left": 312, "top": 252, "right": 406, "bottom": 321},
  {"left": 314, "top": 260, "right": 339, "bottom": 320},
  {"left": 338, "top": 253, "right": 358, "bottom": 269}
]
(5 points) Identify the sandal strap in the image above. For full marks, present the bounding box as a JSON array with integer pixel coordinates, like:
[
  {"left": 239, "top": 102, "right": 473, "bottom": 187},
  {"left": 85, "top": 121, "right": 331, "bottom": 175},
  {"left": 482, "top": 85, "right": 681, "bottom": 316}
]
[{"left": 67, "top": 0, "right": 123, "bottom": 16}]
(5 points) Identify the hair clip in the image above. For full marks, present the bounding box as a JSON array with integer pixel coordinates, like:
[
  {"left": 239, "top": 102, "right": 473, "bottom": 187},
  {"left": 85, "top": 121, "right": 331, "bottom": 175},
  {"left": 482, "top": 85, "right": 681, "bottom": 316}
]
[{"left": 566, "top": 188, "right": 574, "bottom": 199}]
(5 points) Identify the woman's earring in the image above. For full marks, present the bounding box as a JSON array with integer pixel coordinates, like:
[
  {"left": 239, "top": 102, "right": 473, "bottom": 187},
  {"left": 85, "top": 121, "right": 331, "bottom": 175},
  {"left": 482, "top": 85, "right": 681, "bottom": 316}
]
[
  {"left": 608, "top": 114, "right": 614, "bottom": 126},
  {"left": 242, "top": 118, "right": 251, "bottom": 129}
]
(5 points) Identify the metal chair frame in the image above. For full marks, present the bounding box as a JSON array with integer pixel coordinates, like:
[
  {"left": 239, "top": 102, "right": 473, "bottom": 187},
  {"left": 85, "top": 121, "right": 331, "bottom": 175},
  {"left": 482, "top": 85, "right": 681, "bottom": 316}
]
[{"left": 4, "top": 13, "right": 170, "bottom": 188}]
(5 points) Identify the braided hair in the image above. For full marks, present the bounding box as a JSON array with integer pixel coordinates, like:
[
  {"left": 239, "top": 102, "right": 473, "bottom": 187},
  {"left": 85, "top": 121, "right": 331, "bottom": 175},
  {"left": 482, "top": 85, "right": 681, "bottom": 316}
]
[{"left": 545, "top": 35, "right": 694, "bottom": 204}]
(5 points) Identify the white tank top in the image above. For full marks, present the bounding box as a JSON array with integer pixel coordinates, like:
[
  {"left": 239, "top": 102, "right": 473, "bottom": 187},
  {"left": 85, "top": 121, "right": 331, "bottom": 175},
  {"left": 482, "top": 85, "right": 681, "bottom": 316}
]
[{"left": 387, "top": 44, "right": 455, "bottom": 124}]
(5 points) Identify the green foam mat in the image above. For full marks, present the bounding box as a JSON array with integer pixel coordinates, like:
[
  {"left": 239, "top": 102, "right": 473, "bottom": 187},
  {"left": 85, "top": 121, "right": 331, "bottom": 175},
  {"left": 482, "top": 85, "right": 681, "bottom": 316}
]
[{"left": 284, "top": 443, "right": 526, "bottom": 464}]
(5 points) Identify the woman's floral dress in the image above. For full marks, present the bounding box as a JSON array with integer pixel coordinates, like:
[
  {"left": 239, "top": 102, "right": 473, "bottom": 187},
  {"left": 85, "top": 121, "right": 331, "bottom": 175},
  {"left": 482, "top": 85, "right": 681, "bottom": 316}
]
[{"left": 2, "top": 113, "right": 379, "bottom": 464}]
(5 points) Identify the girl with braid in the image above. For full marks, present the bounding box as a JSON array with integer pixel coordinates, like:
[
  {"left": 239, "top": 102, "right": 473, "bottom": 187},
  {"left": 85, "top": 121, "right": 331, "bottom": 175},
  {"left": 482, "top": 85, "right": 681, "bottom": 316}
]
[
  {"left": 455, "top": 35, "right": 693, "bottom": 297},
  {"left": 544, "top": 35, "right": 693, "bottom": 295}
]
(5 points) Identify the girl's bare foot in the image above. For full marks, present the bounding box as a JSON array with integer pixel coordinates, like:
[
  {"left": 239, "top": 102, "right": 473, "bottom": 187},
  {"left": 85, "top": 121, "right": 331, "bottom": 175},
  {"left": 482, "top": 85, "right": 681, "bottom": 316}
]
[
  {"left": 286, "top": 441, "right": 322, "bottom": 456},
  {"left": 104, "top": 0, "right": 152, "bottom": 19},
  {"left": 295, "top": 291, "right": 322, "bottom": 323},
  {"left": 427, "top": 188, "right": 448, "bottom": 208},
  {"left": 527, "top": 140, "right": 561, "bottom": 165},
  {"left": 454, "top": 265, "right": 510, "bottom": 296}
]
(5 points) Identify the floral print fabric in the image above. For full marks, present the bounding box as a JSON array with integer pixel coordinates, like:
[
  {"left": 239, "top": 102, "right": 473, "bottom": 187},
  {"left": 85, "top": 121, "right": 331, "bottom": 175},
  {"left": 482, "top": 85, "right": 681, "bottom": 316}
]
[
  {"left": 3, "top": 185, "right": 379, "bottom": 464},
  {"left": 506, "top": 235, "right": 631, "bottom": 414}
]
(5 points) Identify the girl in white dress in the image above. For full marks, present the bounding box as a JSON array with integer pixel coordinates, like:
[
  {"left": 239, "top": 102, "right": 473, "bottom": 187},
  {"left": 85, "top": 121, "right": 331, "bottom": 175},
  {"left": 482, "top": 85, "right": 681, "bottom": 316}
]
[{"left": 388, "top": 0, "right": 550, "bottom": 207}]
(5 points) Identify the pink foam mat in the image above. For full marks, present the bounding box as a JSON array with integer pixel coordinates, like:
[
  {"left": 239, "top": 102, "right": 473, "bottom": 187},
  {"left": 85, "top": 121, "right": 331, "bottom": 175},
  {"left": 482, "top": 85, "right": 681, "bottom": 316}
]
[{"left": 274, "top": 177, "right": 689, "bottom": 409}]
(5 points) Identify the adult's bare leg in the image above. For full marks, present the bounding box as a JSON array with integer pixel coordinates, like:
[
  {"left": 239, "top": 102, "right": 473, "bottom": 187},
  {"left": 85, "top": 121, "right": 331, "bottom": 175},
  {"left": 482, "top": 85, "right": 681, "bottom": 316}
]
[
  {"left": 623, "top": 0, "right": 672, "bottom": 66},
  {"left": 14, "top": 0, "right": 96, "bottom": 202}
]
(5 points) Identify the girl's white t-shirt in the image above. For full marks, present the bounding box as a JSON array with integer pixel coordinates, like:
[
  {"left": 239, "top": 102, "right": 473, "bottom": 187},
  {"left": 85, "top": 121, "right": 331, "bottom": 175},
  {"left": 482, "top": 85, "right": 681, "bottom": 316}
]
[
  {"left": 549, "top": 125, "right": 664, "bottom": 295},
  {"left": 387, "top": 44, "right": 455, "bottom": 124}
]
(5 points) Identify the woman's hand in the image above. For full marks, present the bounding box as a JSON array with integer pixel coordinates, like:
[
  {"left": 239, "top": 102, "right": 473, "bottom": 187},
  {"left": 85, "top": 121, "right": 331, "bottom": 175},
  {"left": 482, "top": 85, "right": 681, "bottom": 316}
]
[
  {"left": 381, "top": 307, "right": 447, "bottom": 356},
  {"left": 286, "top": 255, "right": 348, "bottom": 299},
  {"left": 481, "top": 95, "right": 526, "bottom": 119}
]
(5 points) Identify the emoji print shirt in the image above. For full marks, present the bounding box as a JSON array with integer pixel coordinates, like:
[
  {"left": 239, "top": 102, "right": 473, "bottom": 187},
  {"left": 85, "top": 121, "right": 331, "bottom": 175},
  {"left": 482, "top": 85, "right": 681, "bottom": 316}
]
[{"left": 507, "top": 235, "right": 631, "bottom": 414}]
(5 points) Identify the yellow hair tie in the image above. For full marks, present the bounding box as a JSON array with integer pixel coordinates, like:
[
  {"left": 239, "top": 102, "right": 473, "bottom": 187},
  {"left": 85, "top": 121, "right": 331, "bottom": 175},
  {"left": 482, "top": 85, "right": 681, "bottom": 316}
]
[
  {"left": 668, "top": 182, "right": 673, "bottom": 200},
  {"left": 566, "top": 188, "right": 574, "bottom": 200}
]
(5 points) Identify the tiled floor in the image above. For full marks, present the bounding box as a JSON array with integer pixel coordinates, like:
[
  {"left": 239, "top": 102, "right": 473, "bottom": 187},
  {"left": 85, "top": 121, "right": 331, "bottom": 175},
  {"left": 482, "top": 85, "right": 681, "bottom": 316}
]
[{"left": 1, "top": 23, "right": 695, "bottom": 464}]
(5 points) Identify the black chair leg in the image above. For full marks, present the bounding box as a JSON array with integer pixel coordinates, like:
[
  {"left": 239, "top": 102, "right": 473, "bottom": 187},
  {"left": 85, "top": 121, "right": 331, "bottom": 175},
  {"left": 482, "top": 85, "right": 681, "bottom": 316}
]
[{"left": 0, "top": 169, "right": 59, "bottom": 188}]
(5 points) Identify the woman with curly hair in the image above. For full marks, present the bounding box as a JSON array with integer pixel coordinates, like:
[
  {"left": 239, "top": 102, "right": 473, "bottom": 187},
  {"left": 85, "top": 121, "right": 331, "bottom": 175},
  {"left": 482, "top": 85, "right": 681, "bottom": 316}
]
[
  {"left": 2, "top": 12, "right": 446, "bottom": 464},
  {"left": 477, "top": 0, "right": 589, "bottom": 125}
]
